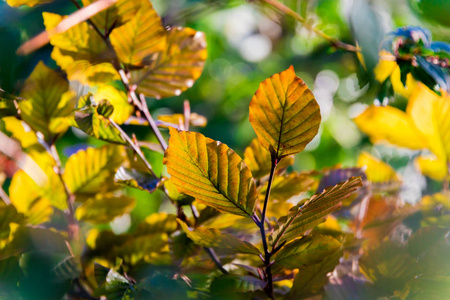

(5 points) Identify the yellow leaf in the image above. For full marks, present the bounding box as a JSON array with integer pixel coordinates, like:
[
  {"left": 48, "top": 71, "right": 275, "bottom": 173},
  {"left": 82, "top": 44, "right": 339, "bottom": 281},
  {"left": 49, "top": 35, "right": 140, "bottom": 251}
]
[
  {"left": 415, "top": 155, "right": 448, "bottom": 181},
  {"left": 110, "top": 0, "right": 166, "bottom": 66},
  {"left": 92, "top": 86, "right": 133, "bottom": 124},
  {"left": 163, "top": 128, "right": 257, "bottom": 217},
  {"left": 5, "top": 0, "right": 54, "bottom": 7},
  {"left": 390, "top": 67, "right": 417, "bottom": 99},
  {"left": 19, "top": 62, "right": 74, "bottom": 142},
  {"left": 374, "top": 51, "right": 397, "bottom": 83},
  {"left": 75, "top": 194, "right": 135, "bottom": 224},
  {"left": 357, "top": 152, "right": 399, "bottom": 183},
  {"left": 249, "top": 66, "right": 321, "bottom": 158},
  {"left": 131, "top": 27, "right": 207, "bottom": 99},
  {"left": 9, "top": 170, "right": 54, "bottom": 225},
  {"left": 3, "top": 117, "right": 40, "bottom": 149},
  {"left": 157, "top": 113, "right": 207, "bottom": 128},
  {"left": 63, "top": 145, "right": 125, "bottom": 196},
  {"left": 243, "top": 138, "right": 294, "bottom": 179},
  {"left": 354, "top": 105, "right": 425, "bottom": 150}
]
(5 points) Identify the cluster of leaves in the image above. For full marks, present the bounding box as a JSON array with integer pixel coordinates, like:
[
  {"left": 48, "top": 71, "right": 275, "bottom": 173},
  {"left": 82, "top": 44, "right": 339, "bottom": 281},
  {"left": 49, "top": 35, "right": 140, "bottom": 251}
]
[{"left": 0, "top": 0, "right": 449, "bottom": 300}]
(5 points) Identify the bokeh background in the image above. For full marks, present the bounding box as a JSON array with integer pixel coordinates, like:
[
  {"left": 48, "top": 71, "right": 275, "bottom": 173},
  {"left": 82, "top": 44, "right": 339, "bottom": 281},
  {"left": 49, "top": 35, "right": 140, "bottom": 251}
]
[{"left": 1, "top": 0, "right": 448, "bottom": 228}]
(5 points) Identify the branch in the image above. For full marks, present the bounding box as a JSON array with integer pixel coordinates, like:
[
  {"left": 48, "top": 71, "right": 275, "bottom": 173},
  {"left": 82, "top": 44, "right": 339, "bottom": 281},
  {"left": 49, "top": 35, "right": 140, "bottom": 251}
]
[
  {"left": 259, "top": 0, "right": 359, "bottom": 53},
  {"left": 0, "top": 184, "right": 10, "bottom": 205}
]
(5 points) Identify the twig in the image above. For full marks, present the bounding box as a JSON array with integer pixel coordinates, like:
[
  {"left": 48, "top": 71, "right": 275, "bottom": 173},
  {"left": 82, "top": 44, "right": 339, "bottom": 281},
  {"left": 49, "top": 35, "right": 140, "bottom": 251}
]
[
  {"left": 259, "top": 0, "right": 359, "bottom": 53},
  {"left": 138, "top": 93, "right": 168, "bottom": 150},
  {"left": 0, "top": 184, "right": 11, "bottom": 205},
  {"left": 203, "top": 247, "right": 229, "bottom": 275},
  {"left": 257, "top": 155, "right": 278, "bottom": 300}
]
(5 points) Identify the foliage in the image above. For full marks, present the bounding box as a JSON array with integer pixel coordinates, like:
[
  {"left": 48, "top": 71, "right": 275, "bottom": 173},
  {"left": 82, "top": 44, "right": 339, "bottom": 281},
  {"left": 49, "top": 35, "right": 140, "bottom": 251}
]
[{"left": 0, "top": 0, "right": 449, "bottom": 299}]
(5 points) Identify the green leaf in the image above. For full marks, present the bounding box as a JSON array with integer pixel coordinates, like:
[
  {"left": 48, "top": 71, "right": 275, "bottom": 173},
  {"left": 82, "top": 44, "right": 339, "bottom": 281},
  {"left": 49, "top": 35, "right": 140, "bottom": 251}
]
[
  {"left": 270, "top": 176, "right": 362, "bottom": 246},
  {"left": 94, "top": 267, "right": 136, "bottom": 300},
  {"left": 96, "top": 99, "right": 115, "bottom": 119},
  {"left": 110, "top": 0, "right": 166, "bottom": 66},
  {"left": 5, "top": 0, "right": 54, "bottom": 7},
  {"left": 272, "top": 235, "right": 341, "bottom": 272},
  {"left": 163, "top": 128, "right": 257, "bottom": 217},
  {"left": 18, "top": 62, "right": 74, "bottom": 142},
  {"left": 260, "top": 172, "right": 316, "bottom": 203},
  {"left": 243, "top": 138, "right": 294, "bottom": 179},
  {"left": 75, "top": 94, "right": 127, "bottom": 145},
  {"left": 63, "top": 145, "right": 125, "bottom": 196},
  {"left": 249, "top": 66, "right": 321, "bottom": 159},
  {"left": 0, "top": 90, "right": 20, "bottom": 117},
  {"left": 92, "top": 86, "right": 133, "bottom": 124},
  {"left": 114, "top": 167, "right": 161, "bottom": 193},
  {"left": 130, "top": 27, "right": 207, "bottom": 99},
  {"left": 136, "top": 213, "right": 178, "bottom": 235},
  {"left": 0, "top": 205, "right": 25, "bottom": 240},
  {"left": 169, "top": 231, "right": 201, "bottom": 261},
  {"left": 51, "top": 256, "right": 81, "bottom": 282},
  {"left": 178, "top": 220, "right": 261, "bottom": 256},
  {"left": 286, "top": 248, "right": 343, "bottom": 299},
  {"left": 75, "top": 194, "right": 135, "bottom": 224},
  {"left": 0, "top": 256, "right": 22, "bottom": 298},
  {"left": 210, "top": 275, "right": 266, "bottom": 294},
  {"left": 111, "top": 234, "right": 168, "bottom": 265}
]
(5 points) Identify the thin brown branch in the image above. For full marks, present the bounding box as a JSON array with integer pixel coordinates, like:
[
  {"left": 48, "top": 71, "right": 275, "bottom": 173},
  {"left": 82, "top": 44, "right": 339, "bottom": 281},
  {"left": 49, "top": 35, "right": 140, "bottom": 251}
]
[{"left": 0, "top": 184, "right": 11, "bottom": 205}]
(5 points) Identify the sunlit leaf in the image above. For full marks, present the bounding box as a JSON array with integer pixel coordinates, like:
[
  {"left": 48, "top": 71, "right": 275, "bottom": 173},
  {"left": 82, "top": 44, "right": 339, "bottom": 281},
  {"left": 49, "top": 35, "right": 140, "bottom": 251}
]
[
  {"left": 157, "top": 112, "right": 207, "bottom": 128},
  {"left": 92, "top": 86, "right": 133, "bottom": 124},
  {"left": 94, "top": 267, "right": 136, "bottom": 300},
  {"left": 286, "top": 248, "right": 342, "bottom": 299},
  {"left": 420, "top": 193, "right": 450, "bottom": 227},
  {"left": 110, "top": 0, "right": 166, "bottom": 66},
  {"left": 5, "top": 0, "right": 54, "bottom": 7},
  {"left": 75, "top": 194, "right": 135, "bottom": 224},
  {"left": 111, "top": 233, "right": 168, "bottom": 265},
  {"left": 415, "top": 155, "right": 448, "bottom": 181},
  {"left": 357, "top": 152, "right": 399, "bottom": 183},
  {"left": 18, "top": 61, "right": 74, "bottom": 142},
  {"left": 2, "top": 117, "right": 40, "bottom": 149},
  {"left": 130, "top": 27, "right": 207, "bottom": 99},
  {"left": 178, "top": 220, "right": 261, "bottom": 256},
  {"left": 260, "top": 172, "right": 316, "bottom": 203},
  {"left": 163, "top": 178, "right": 195, "bottom": 205},
  {"left": 163, "top": 128, "right": 257, "bottom": 217},
  {"left": 270, "top": 176, "right": 362, "bottom": 246},
  {"left": 64, "top": 145, "right": 125, "bottom": 196},
  {"left": 249, "top": 66, "right": 321, "bottom": 158},
  {"left": 243, "top": 138, "right": 294, "bottom": 179},
  {"left": 272, "top": 235, "right": 341, "bottom": 272},
  {"left": 81, "top": 0, "right": 141, "bottom": 34},
  {"left": 114, "top": 167, "right": 160, "bottom": 193},
  {"left": 136, "top": 212, "right": 178, "bottom": 235}
]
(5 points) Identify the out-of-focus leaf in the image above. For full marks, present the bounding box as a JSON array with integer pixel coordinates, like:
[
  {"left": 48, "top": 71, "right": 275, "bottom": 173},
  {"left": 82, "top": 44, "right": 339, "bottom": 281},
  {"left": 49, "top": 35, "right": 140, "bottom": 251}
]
[
  {"left": 414, "top": 55, "right": 450, "bottom": 92},
  {"left": 261, "top": 172, "right": 316, "bottom": 203},
  {"left": 94, "top": 267, "right": 136, "bottom": 300},
  {"left": 270, "top": 177, "right": 362, "bottom": 246},
  {"left": 114, "top": 167, "right": 160, "bottom": 193},
  {"left": 273, "top": 235, "right": 341, "bottom": 272},
  {"left": 111, "top": 233, "right": 168, "bottom": 265},
  {"left": 136, "top": 212, "right": 178, "bottom": 235},
  {"left": 249, "top": 66, "right": 321, "bottom": 158},
  {"left": 163, "top": 128, "right": 257, "bottom": 217},
  {"left": 357, "top": 152, "right": 399, "bottom": 183},
  {"left": 169, "top": 231, "right": 201, "bottom": 261},
  {"left": 81, "top": 0, "right": 141, "bottom": 34},
  {"left": 286, "top": 248, "right": 342, "bottom": 299},
  {"left": 110, "top": 0, "right": 166, "bottom": 66},
  {"left": 64, "top": 145, "right": 125, "bottom": 196},
  {"left": 9, "top": 170, "right": 55, "bottom": 224},
  {"left": 0, "top": 90, "right": 20, "bottom": 117},
  {"left": 243, "top": 138, "right": 294, "bottom": 179},
  {"left": 92, "top": 86, "right": 133, "bottom": 124},
  {"left": 51, "top": 256, "right": 81, "bottom": 282},
  {"left": 420, "top": 193, "right": 450, "bottom": 228},
  {"left": 18, "top": 62, "right": 74, "bottom": 142},
  {"left": 96, "top": 99, "right": 115, "bottom": 119},
  {"left": 5, "top": 0, "right": 54, "bottom": 7},
  {"left": 415, "top": 155, "right": 448, "bottom": 181},
  {"left": 0, "top": 256, "right": 22, "bottom": 298},
  {"left": 210, "top": 275, "right": 266, "bottom": 295},
  {"left": 2, "top": 117, "right": 40, "bottom": 149},
  {"left": 43, "top": 12, "right": 119, "bottom": 86},
  {"left": 131, "top": 27, "right": 207, "bottom": 99},
  {"left": 0, "top": 205, "right": 25, "bottom": 241},
  {"left": 178, "top": 220, "right": 261, "bottom": 256},
  {"left": 75, "top": 194, "right": 135, "bottom": 224},
  {"left": 157, "top": 113, "right": 207, "bottom": 128}
]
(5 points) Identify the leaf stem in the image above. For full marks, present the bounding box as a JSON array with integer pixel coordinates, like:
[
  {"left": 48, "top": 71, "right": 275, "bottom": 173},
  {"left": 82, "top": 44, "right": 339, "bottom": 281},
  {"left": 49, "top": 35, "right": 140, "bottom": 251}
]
[
  {"left": 258, "top": 155, "right": 278, "bottom": 300},
  {"left": 203, "top": 247, "right": 229, "bottom": 275},
  {"left": 0, "top": 184, "right": 11, "bottom": 205},
  {"left": 259, "top": 0, "right": 358, "bottom": 52}
]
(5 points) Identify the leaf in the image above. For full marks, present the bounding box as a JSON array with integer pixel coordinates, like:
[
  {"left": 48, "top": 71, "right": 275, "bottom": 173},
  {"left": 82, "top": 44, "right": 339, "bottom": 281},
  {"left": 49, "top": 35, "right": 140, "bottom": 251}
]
[
  {"left": 0, "top": 205, "right": 25, "bottom": 241},
  {"left": 51, "top": 256, "right": 81, "bottom": 282},
  {"left": 286, "top": 248, "right": 342, "bottom": 299},
  {"left": 136, "top": 213, "right": 178, "bottom": 235},
  {"left": 92, "top": 86, "right": 133, "bottom": 124},
  {"left": 18, "top": 61, "right": 74, "bottom": 142},
  {"left": 272, "top": 235, "right": 341, "bottom": 272},
  {"left": 63, "top": 145, "right": 125, "bottom": 196},
  {"left": 0, "top": 90, "right": 20, "bottom": 117},
  {"left": 130, "top": 27, "right": 207, "bottom": 99},
  {"left": 75, "top": 194, "right": 135, "bottom": 224},
  {"left": 110, "top": 0, "right": 166, "bottom": 66},
  {"left": 114, "top": 167, "right": 161, "bottom": 193},
  {"left": 270, "top": 176, "right": 362, "bottom": 246},
  {"left": 9, "top": 170, "right": 55, "bottom": 224},
  {"left": 163, "top": 128, "right": 257, "bottom": 217},
  {"left": 169, "top": 231, "right": 201, "bottom": 261},
  {"left": 249, "top": 66, "right": 321, "bottom": 158},
  {"left": 157, "top": 113, "right": 207, "bottom": 128},
  {"left": 243, "top": 138, "right": 294, "bottom": 179},
  {"left": 81, "top": 0, "right": 141, "bottom": 34},
  {"left": 94, "top": 267, "right": 136, "bottom": 300},
  {"left": 210, "top": 275, "right": 266, "bottom": 295},
  {"left": 5, "top": 0, "right": 54, "bottom": 7},
  {"left": 111, "top": 234, "right": 168, "bottom": 265},
  {"left": 357, "top": 152, "right": 399, "bottom": 183},
  {"left": 261, "top": 172, "right": 316, "bottom": 203},
  {"left": 178, "top": 220, "right": 261, "bottom": 256},
  {"left": 163, "top": 178, "right": 195, "bottom": 205},
  {"left": 96, "top": 99, "right": 115, "bottom": 118}
]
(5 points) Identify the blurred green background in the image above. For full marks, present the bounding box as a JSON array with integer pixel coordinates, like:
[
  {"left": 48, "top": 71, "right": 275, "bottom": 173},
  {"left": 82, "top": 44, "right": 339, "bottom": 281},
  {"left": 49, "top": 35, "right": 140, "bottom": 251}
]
[{"left": 1, "top": 0, "right": 449, "bottom": 226}]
